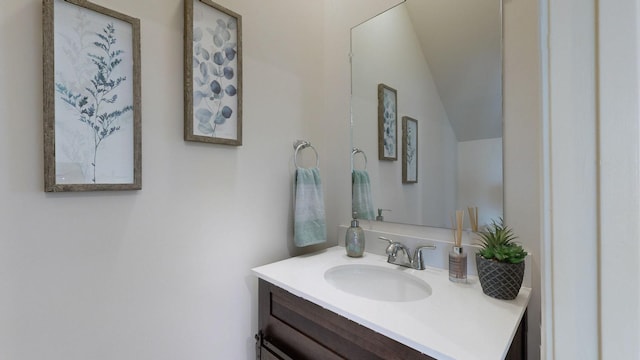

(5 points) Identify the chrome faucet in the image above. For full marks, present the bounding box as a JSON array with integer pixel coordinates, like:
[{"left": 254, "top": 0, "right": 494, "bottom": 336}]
[{"left": 378, "top": 236, "right": 436, "bottom": 270}]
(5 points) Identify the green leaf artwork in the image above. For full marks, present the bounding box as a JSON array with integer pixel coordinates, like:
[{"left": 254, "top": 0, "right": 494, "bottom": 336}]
[
  {"left": 382, "top": 88, "right": 396, "bottom": 157},
  {"left": 192, "top": 12, "right": 238, "bottom": 138},
  {"left": 56, "top": 22, "right": 132, "bottom": 183}
]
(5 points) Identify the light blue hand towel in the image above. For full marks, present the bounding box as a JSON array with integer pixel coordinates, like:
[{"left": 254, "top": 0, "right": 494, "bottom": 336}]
[
  {"left": 294, "top": 167, "right": 327, "bottom": 247},
  {"left": 352, "top": 170, "right": 375, "bottom": 220}
]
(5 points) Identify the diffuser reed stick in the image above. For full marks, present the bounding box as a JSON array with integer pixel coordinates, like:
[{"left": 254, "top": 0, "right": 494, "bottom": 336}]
[
  {"left": 451, "top": 214, "right": 456, "bottom": 242},
  {"left": 474, "top": 206, "right": 478, "bottom": 231},
  {"left": 468, "top": 206, "right": 479, "bottom": 232},
  {"left": 455, "top": 210, "right": 464, "bottom": 247}
]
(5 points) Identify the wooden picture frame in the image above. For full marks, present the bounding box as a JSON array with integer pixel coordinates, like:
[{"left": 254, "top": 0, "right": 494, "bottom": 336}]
[
  {"left": 402, "top": 116, "right": 418, "bottom": 184},
  {"left": 43, "top": 0, "right": 142, "bottom": 192},
  {"left": 378, "top": 83, "right": 397, "bottom": 160},
  {"left": 184, "top": 0, "right": 243, "bottom": 146}
]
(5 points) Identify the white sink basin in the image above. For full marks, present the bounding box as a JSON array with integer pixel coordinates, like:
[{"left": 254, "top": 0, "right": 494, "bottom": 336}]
[{"left": 324, "top": 264, "right": 432, "bottom": 302}]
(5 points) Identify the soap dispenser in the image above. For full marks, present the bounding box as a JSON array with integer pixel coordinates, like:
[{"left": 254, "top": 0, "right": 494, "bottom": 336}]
[
  {"left": 376, "top": 208, "right": 391, "bottom": 221},
  {"left": 345, "top": 212, "right": 365, "bottom": 257}
]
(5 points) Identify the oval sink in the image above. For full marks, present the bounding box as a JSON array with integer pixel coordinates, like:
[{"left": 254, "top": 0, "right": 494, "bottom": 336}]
[{"left": 324, "top": 264, "right": 432, "bottom": 302}]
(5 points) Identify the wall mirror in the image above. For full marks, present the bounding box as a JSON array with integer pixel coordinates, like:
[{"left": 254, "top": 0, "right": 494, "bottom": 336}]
[{"left": 350, "top": 0, "right": 503, "bottom": 229}]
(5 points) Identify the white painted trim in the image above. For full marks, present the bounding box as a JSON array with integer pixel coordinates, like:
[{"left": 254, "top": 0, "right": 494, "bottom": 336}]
[
  {"left": 538, "top": 0, "right": 553, "bottom": 357},
  {"left": 598, "top": 0, "right": 640, "bottom": 357},
  {"left": 543, "top": 0, "right": 600, "bottom": 358},
  {"left": 543, "top": 0, "right": 640, "bottom": 358}
]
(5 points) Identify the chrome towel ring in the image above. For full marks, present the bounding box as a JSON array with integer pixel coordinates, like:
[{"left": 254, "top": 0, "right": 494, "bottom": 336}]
[
  {"left": 293, "top": 140, "right": 319, "bottom": 169},
  {"left": 352, "top": 147, "right": 368, "bottom": 170}
]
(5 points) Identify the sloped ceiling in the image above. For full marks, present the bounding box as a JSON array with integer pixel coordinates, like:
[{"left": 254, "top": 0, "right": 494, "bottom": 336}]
[{"left": 405, "top": 0, "right": 502, "bottom": 142}]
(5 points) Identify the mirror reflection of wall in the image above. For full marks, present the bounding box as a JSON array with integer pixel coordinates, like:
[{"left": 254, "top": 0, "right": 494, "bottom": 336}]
[{"left": 350, "top": 0, "right": 503, "bottom": 229}]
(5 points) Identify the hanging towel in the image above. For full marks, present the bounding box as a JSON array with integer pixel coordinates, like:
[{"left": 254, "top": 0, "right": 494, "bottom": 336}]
[
  {"left": 294, "top": 167, "right": 327, "bottom": 247},
  {"left": 352, "top": 170, "right": 375, "bottom": 220}
]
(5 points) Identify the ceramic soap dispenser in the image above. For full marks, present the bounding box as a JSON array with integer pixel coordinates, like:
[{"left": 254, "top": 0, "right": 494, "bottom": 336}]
[{"left": 345, "top": 212, "right": 365, "bottom": 257}]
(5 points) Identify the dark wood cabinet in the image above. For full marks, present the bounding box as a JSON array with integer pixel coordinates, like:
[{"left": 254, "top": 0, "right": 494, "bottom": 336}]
[
  {"left": 256, "top": 279, "right": 526, "bottom": 360},
  {"left": 258, "top": 279, "right": 435, "bottom": 359},
  {"left": 505, "top": 308, "right": 528, "bottom": 360}
]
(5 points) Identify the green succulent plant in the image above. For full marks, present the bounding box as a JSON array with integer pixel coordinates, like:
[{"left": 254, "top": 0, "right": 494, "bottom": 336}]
[{"left": 477, "top": 218, "right": 527, "bottom": 264}]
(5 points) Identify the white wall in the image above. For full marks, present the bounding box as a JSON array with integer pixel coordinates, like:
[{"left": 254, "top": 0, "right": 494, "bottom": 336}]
[
  {"left": 502, "top": 0, "right": 543, "bottom": 358},
  {"left": 457, "top": 137, "right": 503, "bottom": 229},
  {"left": 0, "top": 0, "right": 332, "bottom": 359},
  {"left": 350, "top": 3, "right": 457, "bottom": 228},
  {"left": 321, "top": 0, "right": 404, "bottom": 237}
]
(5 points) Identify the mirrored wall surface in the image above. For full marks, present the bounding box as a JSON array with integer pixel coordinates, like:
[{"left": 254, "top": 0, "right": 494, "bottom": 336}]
[{"left": 350, "top": 0, "right": 503, "bottom": 229}]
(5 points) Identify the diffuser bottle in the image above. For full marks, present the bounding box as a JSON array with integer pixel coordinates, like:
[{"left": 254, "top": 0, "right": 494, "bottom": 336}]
[
  {"left": 345, "top": 212, "right": 365, "bottom": 257},
  {"left": 449, "top": 246, "right": 467, "bottom": 282}
]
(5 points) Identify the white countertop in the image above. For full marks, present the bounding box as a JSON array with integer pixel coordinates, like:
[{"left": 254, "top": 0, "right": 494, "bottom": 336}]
[{"left": 252, "top": 246, "right": 531, "bottom": 360}]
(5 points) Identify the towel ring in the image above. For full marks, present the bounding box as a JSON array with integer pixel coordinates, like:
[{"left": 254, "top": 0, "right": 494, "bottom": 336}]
[
  {"left": 294, "top": 140, "right": 319, "bottom": 169},
  {"left": 351, "top": 147, "right": 368, "bottom": 170}
]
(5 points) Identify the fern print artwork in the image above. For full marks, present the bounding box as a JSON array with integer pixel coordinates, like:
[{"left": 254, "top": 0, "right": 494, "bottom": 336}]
[
  {"left": 191, "top": 0, "right": 240, "bottom": 141},
  {"left": 403, "top": 116, "right": 418, "bottom": 183},
  {"left": 53, "top": 1, "right": 134, "bottom": 184}
]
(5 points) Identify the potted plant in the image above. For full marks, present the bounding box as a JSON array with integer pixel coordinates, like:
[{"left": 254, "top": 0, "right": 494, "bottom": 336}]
[{"left": 475, "top": 218, "right": 527, "bottom": 300}]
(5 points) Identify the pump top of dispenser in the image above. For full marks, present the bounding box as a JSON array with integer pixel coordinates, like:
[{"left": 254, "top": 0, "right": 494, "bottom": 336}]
[{"left": 351, "top": 211, "right": 360, "bottom": 227}]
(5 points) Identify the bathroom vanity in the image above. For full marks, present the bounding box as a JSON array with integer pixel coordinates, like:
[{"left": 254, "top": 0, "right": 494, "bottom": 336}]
[{"left": 252, "top": 247, "right": 530, "bottom": 360}]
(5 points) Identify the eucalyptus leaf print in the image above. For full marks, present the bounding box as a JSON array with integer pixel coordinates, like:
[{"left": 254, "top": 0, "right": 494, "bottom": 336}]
[
  {"left": 377, "top": 84, "right": 397, "bottom": 160},
  {"left": 191, "top": 0, "right": 240, "bottom": 141},
  {"left": 383, "top": 90, "right": 396, "bottom": 157}
]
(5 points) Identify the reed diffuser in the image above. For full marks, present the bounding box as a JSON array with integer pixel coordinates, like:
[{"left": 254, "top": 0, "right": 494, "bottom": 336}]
[{"left": 449, "top": 210, "right": 467, "bottom": 282}]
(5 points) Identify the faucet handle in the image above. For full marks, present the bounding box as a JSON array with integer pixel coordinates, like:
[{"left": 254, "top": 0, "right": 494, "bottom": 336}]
[
  {"left": 378, "top": 236, "right": 395, "bottom": 257},
  {"left": 378, "top": 236, "right": 393, "bottom": 244},
  {"left": 378, "top": 236, "right": 403, "bottom": 260}
]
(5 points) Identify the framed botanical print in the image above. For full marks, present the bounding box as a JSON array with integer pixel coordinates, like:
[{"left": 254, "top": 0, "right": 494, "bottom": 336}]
[
  {"left": 378, "top": 83, "right": 397, "bottom": 160},
  {"left": 43, "top": 0, "right": 142, "bottom": 192},
  {"left": 402, "top": 116, "right": 418, "bottom": 184},
  {"left": 184, "top": 0, "right": 243, "bottom": 146}
]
